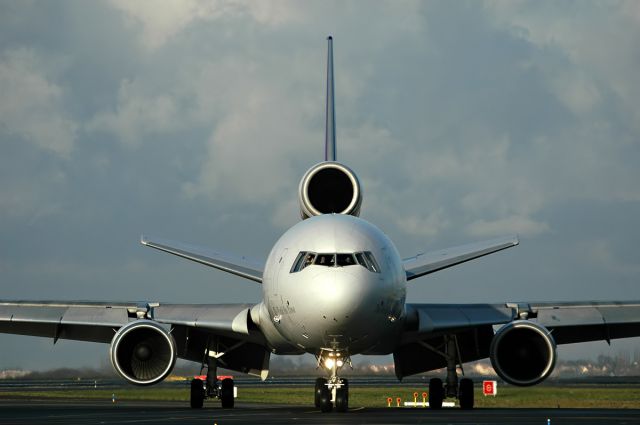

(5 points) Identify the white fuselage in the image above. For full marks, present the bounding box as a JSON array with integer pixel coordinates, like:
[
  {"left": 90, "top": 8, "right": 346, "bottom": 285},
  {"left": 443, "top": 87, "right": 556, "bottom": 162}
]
[{"left": 260, "top": 214, "right": 407, "bottom": 356}]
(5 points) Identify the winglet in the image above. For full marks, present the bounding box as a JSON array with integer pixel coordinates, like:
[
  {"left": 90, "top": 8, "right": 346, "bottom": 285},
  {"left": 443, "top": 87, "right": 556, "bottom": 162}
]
[{"left": 324, "top": 35, "right": 336, "bottom": 161}]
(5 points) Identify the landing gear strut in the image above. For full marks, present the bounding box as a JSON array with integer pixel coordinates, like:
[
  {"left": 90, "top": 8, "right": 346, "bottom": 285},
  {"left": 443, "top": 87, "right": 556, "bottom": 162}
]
[
  {"left": 315, "top": 350, "right": 350, "bottom": 413},
  {"left": 427, "top": 335, "right": 474, "bottom": 410},
  {"left": 190, "top": 355, "right": 235, "bottom": 409}
]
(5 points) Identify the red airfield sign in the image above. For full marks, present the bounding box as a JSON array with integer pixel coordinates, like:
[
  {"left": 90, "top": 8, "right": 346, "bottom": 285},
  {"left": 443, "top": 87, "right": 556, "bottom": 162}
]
[{"left": 483, "top": 380, "right": 497, "bottom": 396}]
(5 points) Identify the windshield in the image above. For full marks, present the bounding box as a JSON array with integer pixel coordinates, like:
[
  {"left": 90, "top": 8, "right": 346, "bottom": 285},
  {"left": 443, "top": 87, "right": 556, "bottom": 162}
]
[{"left": 291, "top": 251, "right": 380, "bottom": 273}]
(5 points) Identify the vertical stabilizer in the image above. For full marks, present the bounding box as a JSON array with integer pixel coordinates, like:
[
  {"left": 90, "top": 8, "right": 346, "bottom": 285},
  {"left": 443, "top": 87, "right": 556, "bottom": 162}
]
[{"left": 325, "top": 36, "right": 336, "bottom": 162}]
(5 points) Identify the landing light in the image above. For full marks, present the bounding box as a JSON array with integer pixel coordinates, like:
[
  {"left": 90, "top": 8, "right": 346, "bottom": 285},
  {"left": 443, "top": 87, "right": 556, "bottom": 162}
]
[{"left": 323, "top": 358, "right": 344, "bottom": 369}]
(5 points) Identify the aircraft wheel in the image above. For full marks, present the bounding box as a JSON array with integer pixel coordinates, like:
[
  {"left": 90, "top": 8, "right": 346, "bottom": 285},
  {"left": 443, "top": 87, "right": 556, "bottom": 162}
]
[
  {"left": 458, "top": 378, "right": 474, "bottom": 410},
  {"left": 220, "top": 378, "right": 234, "bottom": 409},
  {"left": 190, "top": 378, "right": 205, "bottom": 409},
  {"left": 318, "top": 382, "right": 333, "bottom": 412},
  {"left": 428, "top": 378, "right": 444, "bottom": 410},
  {"left": 314, "top": 377, "right": 327, "bottom": 408},
  {"left": 335, "top": 379, "right": 349, "bottom": 413}
]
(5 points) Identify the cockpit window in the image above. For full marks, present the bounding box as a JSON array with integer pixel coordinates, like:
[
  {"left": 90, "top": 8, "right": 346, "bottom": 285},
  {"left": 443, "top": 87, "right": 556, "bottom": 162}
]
[
  {"left": 363, "top": 251, "right": 380, "bottom": 273},
  {"left": 336, "top": 253, "right": 355, "bottom": 266},
  {"left": 355, "top": 251, "right": 380, "bottom": 273},
  {"left": 314, "top": 253, "right": 335, "bottom": 266},
  {"left": 291, "top": 251, "right": 380, "bottom": 273},
  {"left": 290, "top": 252, "right": 316, "bottom": 273}
]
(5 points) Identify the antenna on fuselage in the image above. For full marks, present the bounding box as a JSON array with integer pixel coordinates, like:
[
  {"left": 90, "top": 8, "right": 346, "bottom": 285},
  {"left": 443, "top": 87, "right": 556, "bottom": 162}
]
[{"left": 324, "top": 36, "right": 336, "bottom": 162}]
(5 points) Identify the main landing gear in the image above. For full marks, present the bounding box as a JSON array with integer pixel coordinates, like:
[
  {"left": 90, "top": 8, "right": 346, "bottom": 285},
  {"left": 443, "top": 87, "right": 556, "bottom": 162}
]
[
  {"left": 190, "top": 356, "right": 235, "bottom": 409},
  {"left": 314, "top": 350, "right": 351, "bottom": 413},
  {"left": 427, "top": 335, "right": 474, "bottom": 410}
]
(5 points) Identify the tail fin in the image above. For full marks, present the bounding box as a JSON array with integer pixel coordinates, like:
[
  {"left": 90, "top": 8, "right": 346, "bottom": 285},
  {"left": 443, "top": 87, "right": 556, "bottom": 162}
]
[{"left": 324, "top": 36, "right": 336, "bottom": 162}]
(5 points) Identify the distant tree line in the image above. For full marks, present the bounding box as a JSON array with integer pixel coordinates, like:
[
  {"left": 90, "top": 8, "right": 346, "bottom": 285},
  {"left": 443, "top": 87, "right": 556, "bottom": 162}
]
[{"left": 2, "top": 351, "right": 640, "bottom": 380}]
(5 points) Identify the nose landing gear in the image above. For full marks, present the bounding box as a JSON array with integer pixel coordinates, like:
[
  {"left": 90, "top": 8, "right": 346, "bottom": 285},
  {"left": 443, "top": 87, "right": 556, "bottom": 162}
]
[{"left": 314, "top": 350, "right": 351, "bottom": 413}]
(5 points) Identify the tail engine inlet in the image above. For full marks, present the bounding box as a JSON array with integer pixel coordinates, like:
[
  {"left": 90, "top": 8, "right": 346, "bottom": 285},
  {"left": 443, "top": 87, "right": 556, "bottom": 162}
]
[
  {"left": 110, "top": 321, "right": 177, "bottom": 386},
  {"left": 299, "top": 162, "right": 362, "bottom": 219},
  {"left": 489, "top": 320, "right": 557, "bottom": 386}
]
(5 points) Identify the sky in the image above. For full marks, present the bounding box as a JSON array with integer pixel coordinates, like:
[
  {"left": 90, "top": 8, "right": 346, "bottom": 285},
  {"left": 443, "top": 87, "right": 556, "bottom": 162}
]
[{"left": 1, "top": 0, "right": 640, "bottom": 371}]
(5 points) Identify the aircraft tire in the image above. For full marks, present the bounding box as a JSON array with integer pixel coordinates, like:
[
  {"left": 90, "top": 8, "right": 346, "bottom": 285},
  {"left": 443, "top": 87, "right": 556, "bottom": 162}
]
[
  {"left": 314, "top": 377, "right": 327, "bottom": 407},
  {"left": 458, "top": 378, "right": 474, "bottom": 410},
  {"left": 335, "top": 379, "right": 349, "bottom": 412},
  {"left": 428, "top": 378, "right": 444, "bottom": 410},
  {"left": 220, "top": 378, "right": 234, "bottom": 409},
  {"left": 318, "top": 383, "right": 332, "bottom": 412},
  {"left": 190, "top": 379, "right": 205, "bottom": 409}
]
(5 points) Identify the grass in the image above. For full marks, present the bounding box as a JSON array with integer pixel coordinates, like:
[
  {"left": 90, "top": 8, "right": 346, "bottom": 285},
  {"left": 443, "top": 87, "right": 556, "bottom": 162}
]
[{"left": 2, "top": 385, "right": 640, "bottom": 408}]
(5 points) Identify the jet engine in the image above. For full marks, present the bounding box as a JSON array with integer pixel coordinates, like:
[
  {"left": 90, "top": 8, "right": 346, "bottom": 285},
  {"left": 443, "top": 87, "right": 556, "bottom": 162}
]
[
  {"left": 489, "top": 320, "right": 556, "bottom": 386},
  {"left": 298, "top": 162, "right": 362, "bottom": 219},
  {"left": 110, "top": 321, "right": 177, "bottom": 386}
]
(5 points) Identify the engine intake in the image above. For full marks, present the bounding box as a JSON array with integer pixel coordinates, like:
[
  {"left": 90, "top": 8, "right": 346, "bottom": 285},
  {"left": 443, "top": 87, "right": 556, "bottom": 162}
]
[
  {"left": 110, "top": 321, "right": 176, "bottom": 386},
  {"left": 299, "top": 162, "right": 362, "bottom": 219},
  {"left": 490, "top": 321, "right": 556, "bottom": 386}
]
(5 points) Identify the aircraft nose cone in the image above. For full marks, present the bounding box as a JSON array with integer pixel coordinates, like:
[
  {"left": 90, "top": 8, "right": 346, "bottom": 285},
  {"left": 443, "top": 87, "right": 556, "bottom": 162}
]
[
  {"left": 309, "top": 269, "right": 371, "bottom": 320},
  {"left": 134, "top": 343, "right": 152, "bottom": 361}
]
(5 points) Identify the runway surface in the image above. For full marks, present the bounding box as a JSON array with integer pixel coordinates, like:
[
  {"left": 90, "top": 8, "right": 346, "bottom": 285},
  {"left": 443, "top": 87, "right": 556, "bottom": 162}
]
[{"left": 1, "top": 399, "right": 639, "bottom": 425}]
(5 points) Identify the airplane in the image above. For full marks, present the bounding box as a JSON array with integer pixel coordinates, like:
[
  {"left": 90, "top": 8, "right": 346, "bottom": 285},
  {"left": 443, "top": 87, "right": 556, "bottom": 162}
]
[{"left": 2, "top": 36, "right": 640, "bottom": 412}]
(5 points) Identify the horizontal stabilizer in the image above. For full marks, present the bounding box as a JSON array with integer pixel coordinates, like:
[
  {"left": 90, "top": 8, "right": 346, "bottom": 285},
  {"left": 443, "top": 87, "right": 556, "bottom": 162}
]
[{"left": 141, "top": 236, "right": 263, "bottom": 283}]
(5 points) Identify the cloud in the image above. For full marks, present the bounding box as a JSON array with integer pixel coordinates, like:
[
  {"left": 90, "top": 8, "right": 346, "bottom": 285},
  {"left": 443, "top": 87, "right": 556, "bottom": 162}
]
[
  {"left": 582, "top": 240, "right": 640, "bottom": 277},
  {"left": 0, "top": 48, "right": 77, "bottom": 157},
  {"left": 108, "top": 0, "right": 302, "bottom": 50},
  {"left": 467, "top": 215, "right": 549, "bottom": 237},
  {"left": 551, "top": 72, "right": 601, "bottom": 116},
  {"left": 487, "top": 1, "right": 640, "bottom": 132},
  {"left": 0, "top": 168, "right": 66, "bottom": 220},
  {"left": 184, "top": 81, "right": 315, "bottom": 204},
  {"left": 87, "top": 79, "right": 181, "bottom": 147},
  {"left": 395, "top": 209, "right": 450, "bottom": 238},
  {"left": 108, "top": 0, "right": 221, "bottom": 50}
]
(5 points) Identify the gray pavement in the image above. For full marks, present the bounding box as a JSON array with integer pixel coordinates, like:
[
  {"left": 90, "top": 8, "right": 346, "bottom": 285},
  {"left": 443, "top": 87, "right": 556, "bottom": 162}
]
[{"left": 1, "top": 399, "right": 639, "bottom": 425}]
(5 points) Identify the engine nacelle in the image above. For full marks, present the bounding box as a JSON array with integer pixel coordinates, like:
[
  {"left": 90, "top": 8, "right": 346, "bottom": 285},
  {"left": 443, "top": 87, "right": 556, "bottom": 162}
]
[
  {"left": 490, "top": 320, "right": 556, "bottom": 386},
  {"left": 110, "top": 320, "right": 177, "bottom": 386},
  {"left": 298, "top": 162, "right": 362, "bottom": 219}
]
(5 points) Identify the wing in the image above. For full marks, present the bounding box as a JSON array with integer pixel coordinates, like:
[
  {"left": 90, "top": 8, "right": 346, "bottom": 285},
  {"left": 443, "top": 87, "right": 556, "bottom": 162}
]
[
  {"left": 402, "top": 235, "right": 519, "bottom": 281},
  {"left": 0, "top": 300, "right": 137, "bottom": 343},
  {"left": 152, "top": 302, "right": 270, "bottom": 379},
  {"left": 394, "top": 301, "right": 640, "bottom": 379},
  {"left": 0, "top": 300, "right": 271, "bottom": 379},
  {"left": 526, "top": 301, "right": 640, "bottom": 344},
  {"left": 141, "top": 236, "right": 264, "bottom": 283}
]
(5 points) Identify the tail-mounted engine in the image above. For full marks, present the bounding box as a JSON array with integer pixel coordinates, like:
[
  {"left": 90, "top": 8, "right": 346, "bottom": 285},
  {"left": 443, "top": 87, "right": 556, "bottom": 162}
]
[
  {"left": 298, "top": 162, "right": 362, "bottom": 219},
  {"left": 110, "top": 321, "right": 177, "bottom": 386},
  {"left": 489, "top": 320, "right": 557, "bottom": 386}
]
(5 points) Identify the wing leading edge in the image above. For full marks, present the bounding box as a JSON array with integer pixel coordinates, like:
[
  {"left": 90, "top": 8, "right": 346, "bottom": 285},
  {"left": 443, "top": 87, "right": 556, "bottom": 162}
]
[
  {"left": 141, "top": 236, "right": 264, "bottom": 283},
  {"left": 403, "top": 235, "right": 519, "bottom": 281}
]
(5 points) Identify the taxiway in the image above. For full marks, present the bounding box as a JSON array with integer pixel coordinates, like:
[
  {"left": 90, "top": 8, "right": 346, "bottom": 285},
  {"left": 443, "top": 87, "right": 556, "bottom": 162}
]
[{"left": 0, "top": 399, "right": 639, "bottom": 425}]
